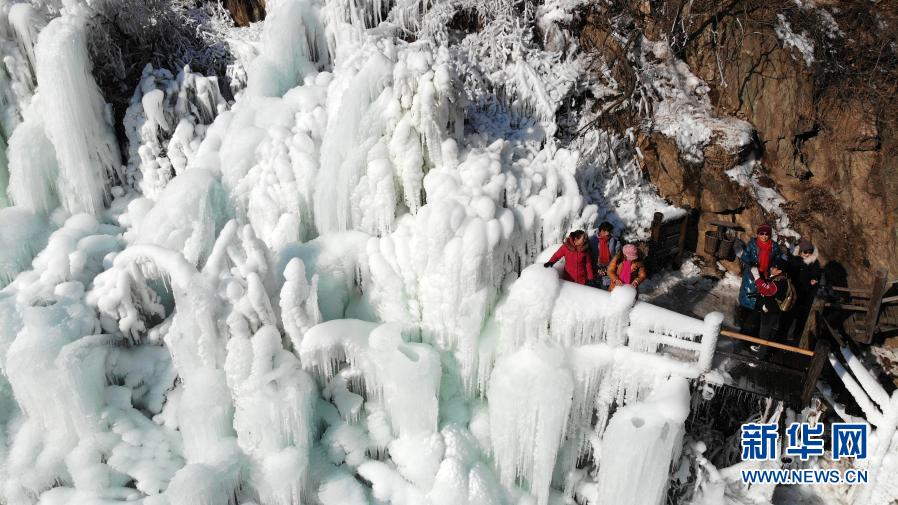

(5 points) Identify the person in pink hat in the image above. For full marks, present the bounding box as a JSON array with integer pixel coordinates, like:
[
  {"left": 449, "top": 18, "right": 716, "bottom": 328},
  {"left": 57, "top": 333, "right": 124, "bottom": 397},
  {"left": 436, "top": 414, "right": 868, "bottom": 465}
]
[{"left": 608, "top": 243, "right": 647, "bottom": 291}]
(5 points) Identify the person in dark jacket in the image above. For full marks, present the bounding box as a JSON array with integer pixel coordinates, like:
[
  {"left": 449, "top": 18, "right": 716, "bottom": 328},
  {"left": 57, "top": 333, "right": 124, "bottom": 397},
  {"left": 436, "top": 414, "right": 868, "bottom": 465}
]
[
  {"left": 738, "top": 224, "right": 782, "bottom": 335},
  {"left": 757, "top": 259, "right": 792, "bottom": 341},
  {"left": 545, "top": 230, "right": 594, "bottom": 285},
  {"left": 750, "top": 259, "right": 793, "bottom": 359},
  {"left": 588, "top": 221, "right": 621, "bottom": 289},
  {"left": 783, "top": 238, "right": 822, "bottom": 340}
]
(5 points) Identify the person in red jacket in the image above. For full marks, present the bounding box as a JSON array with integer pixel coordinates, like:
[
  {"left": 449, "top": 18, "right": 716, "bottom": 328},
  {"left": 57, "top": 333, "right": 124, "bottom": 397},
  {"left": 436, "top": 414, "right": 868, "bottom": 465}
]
[{"left": 544, "top": 230, "right": 594, "bottom": 285}]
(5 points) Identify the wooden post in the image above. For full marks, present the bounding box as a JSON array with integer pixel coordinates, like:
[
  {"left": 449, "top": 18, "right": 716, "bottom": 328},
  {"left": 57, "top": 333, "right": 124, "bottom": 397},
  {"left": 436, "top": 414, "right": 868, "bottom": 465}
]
[
  {"left": 864, "top": 269, "right": 889, "bottom": 337},
  {"left": 649, "top": 212, "right": 664, "bottom": 271},
  {"left": 673, "top": 210, "right": 689, "bottom": 268},
  {"left": 800, "top": 297, "right": 825, "bottom": 350},
  {"left": 801, "top": 338, "right": 830, "bottom": 406},
  {"left": 650, "top": 212, "right": 663, "bottom": 244}
]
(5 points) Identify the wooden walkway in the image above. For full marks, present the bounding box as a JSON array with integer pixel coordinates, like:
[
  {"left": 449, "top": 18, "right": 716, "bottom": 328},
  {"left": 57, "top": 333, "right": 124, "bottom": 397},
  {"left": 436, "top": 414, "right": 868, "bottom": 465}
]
[{"left": 700, "top": 269, "right": 897, "bottom": 408}]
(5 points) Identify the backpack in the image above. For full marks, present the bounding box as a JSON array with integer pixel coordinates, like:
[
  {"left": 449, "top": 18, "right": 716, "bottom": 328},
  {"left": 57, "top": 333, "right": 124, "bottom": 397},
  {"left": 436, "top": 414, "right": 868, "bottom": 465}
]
[{"left": 777, "top": 277, "right": 797, "bottom": 312}]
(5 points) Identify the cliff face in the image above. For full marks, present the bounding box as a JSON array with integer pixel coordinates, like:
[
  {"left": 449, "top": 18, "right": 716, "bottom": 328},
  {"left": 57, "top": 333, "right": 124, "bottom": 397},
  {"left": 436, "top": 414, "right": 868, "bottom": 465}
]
[{"left": 591, "top": 0, "right": 898, "bottom": 284}]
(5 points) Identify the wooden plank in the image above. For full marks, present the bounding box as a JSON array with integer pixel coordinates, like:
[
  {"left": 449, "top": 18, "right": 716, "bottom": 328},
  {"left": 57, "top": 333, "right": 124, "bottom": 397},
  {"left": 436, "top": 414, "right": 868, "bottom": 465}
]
[
  {"left": 707, "top": 220, "right": 741, "bottom": 229},
  {"left": 822, "top": 317, "right": 847, "bottom": 347},
  {"left": 801, "top": 339, "right": 830, "bottom": 406},
  {"left": 714, "top": 350, "right": 808, "bottom": 375},
  {"left": 719, "top": 329, "right": 816, "bottom": 356},
  {"left": 881, "top": 295, "right": 898, "bottom": 304},
  {"left": 831, "top": 286, "right": 872, "bottom": 295},
  {"left": 824, "top": 303, "right": 869, "bottom": 312}
]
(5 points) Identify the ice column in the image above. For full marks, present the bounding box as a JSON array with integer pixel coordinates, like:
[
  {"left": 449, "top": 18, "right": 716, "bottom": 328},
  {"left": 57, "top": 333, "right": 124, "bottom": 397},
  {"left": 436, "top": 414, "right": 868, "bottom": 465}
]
[
  {"left": 488, "top": 347, "right": 573, "bottom": 505},
  {"left": 34, "top": 15, "right": 121, "bottom": 215},
  {"left": 0, "top": 135, "right": 8, "bottom": 207},
  {"left": 698, "top": 311, "right": 723, "bottom": 371},
  {"left": 369, "top": 324, "right": 441, "bottom": 437},
  {"left": 7, "top": 111, "right": 58, "bottom": 213},
  {"left": 314, "top": 50, "right": 393, "bottom": 233},
  {"left": 595, "top": 376, "right": 691, "bottom": 505},
  {"left": 247, "top": 0, "right": 327, "bottom": 97}
]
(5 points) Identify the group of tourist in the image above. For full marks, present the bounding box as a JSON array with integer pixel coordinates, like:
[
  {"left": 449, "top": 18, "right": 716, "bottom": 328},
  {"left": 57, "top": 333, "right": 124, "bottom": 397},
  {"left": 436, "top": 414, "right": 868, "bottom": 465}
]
[
  {"left": 543, "top": 222, "right": 647, "bottom": 292},
  {"left": 542, "top": 220, "right": 823, "bottom": 351},
  {"left": 737, "top": 223, "right": 822, "bottom": 349}
]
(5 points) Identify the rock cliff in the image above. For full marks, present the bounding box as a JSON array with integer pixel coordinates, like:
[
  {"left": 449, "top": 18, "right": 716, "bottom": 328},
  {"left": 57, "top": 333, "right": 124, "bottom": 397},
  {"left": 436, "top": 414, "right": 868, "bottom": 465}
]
[{"left": 584, "top": 0, "right": 898, "bottom": 285}]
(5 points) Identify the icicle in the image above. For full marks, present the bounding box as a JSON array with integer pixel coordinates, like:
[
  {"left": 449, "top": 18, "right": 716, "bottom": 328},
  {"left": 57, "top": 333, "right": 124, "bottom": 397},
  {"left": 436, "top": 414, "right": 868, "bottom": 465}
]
[
  {"left": 247, "top": 0, "right": 325, "bottom": 97},
  {"left": 7, "top": 3, "right": 44, "bottom": 74},
  {"left": 829, "top": 354, "right": 884, "bottom": 427},
  {"left": 841, "top": 346, "right": 890, "bottom": 410}
]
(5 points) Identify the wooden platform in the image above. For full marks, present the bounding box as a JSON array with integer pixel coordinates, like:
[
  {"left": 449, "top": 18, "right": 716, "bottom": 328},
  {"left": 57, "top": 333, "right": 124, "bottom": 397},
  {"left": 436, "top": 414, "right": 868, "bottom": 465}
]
[{"left": 711, "top": 329, "right": 829, "bottom": 408}]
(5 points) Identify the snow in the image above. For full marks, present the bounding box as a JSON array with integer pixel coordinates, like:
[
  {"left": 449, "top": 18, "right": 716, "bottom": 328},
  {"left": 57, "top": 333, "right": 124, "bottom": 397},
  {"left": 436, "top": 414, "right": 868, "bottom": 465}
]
[
  {"left": 775, "top": 14, "right": 816, "bottom": 67},
  {"left": 641, "top": 39, "right": 754, "bottom": 165},
  {"left": 725, "top": 156, "right": 799, "bottom": 238}
]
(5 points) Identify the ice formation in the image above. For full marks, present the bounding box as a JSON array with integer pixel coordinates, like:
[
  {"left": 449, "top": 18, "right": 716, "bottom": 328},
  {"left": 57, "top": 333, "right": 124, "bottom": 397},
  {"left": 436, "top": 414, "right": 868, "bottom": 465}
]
[
  {"left": 123, "top": 65, "right": 228, "bottom": 198},
  {"left": 596, "top": 377, "right": 690, "bottom": 505},
  {"left": 33, "top": 15, "right": 121, "bottom": 215},
  {"left": 5, "top": 0, "right": 879, "bottom": 505}
]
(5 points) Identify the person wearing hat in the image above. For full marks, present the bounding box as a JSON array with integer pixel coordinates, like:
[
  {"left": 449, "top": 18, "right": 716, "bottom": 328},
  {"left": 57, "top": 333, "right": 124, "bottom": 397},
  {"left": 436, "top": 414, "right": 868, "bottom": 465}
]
[
  {"left": 607, "top": 243, "right": 647, "bottom": 292},
  {"left": 737, "top": 223, "right": 782, "bottom": 336},
  {"left": 588, "top": 221, "right": 621, "bottom": 289},
  {"left": 783, "top": 238, "right": 822, "bottom": 340}
]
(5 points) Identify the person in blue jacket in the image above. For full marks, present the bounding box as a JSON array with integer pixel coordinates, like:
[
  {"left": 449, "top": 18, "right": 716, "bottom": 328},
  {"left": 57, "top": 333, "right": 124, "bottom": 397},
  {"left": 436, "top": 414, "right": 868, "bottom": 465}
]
[
  {"left": 588, "top": 221, "right": 620, "bottom": 289},
  {"left": 737, "top": 223, "right": 782, "bottom": 336}
]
